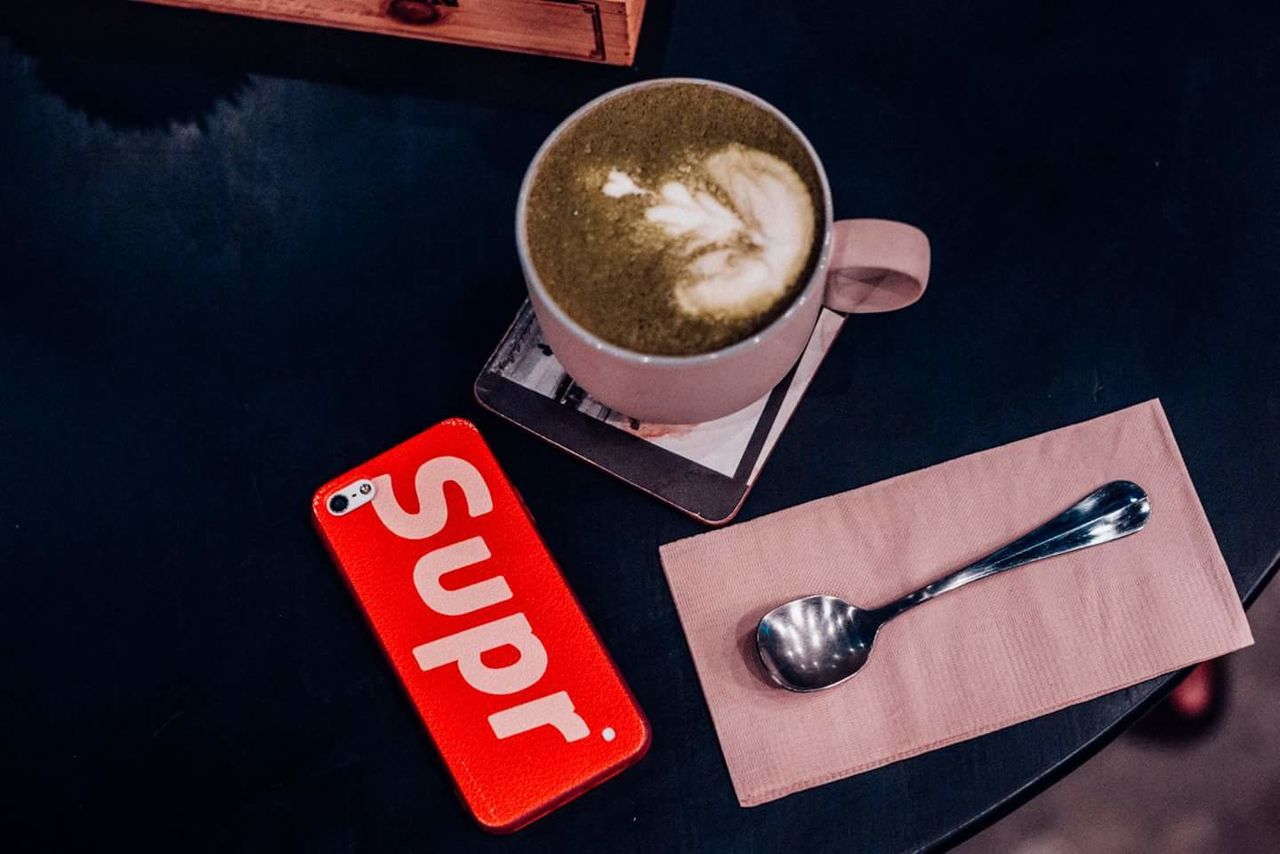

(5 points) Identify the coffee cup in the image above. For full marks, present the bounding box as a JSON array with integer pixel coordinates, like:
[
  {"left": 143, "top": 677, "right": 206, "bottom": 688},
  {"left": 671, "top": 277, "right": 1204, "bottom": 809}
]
[{"left": 516, "top": 78, "right": 930, "bottom": 424}]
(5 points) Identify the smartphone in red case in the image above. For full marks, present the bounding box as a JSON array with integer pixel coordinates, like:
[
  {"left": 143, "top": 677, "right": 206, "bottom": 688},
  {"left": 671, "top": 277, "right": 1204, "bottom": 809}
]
[{"left": 312, "top": 418, "right": 650, "bottom": 832}]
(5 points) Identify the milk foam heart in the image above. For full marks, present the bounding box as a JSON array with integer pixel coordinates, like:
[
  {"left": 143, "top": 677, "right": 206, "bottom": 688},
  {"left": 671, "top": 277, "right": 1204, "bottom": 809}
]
[{"left": 601, "top": 144, "right": 816, "bottom": 320}]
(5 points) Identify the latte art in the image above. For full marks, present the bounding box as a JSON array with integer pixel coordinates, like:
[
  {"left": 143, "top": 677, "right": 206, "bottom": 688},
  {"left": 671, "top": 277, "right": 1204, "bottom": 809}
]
[
  {"left": 525, "top": 82, "right": 824, "bottom": 356},
  {"left": 601, "top": 145, "right": 816, "bottom": 321}
]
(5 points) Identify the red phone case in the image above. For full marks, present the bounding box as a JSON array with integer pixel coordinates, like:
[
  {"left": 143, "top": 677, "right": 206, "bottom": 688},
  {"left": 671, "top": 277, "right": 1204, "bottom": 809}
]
[{"left": 312, "top": 418, "right": 650, "bottom": 832}]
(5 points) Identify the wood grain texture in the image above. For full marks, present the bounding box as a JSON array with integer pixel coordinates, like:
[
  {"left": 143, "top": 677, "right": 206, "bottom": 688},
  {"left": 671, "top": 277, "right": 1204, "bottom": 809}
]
[{"left": 133, "top": 0, "right": 642, "bottom": 64}]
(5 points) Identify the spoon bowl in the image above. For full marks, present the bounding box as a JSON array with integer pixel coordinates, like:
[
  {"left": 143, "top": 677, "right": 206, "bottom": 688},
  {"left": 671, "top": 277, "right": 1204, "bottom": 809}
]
[
  {"left": 756, "top": 595, "right": 880, "bottom": 692},
  {"left": 755, "top": 481, "right": 1151, "bottom": 692}
]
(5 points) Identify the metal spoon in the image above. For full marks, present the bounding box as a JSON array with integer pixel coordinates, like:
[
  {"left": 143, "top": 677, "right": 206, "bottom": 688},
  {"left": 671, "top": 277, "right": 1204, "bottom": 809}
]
[{"left": 756, "top": 480, "right": 1151, "bottom": 692}]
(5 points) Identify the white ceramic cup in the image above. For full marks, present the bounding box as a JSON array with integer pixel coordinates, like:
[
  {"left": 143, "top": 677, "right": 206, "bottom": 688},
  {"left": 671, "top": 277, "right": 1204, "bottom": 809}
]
[{"left": 516, "top": 78, "right": 931, "bottom": 424}]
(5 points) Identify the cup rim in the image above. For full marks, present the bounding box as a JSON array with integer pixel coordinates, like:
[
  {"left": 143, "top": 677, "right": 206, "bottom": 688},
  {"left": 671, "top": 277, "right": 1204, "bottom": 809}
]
[{"left": 514, "top": 77, "right": 836, "bottom": 367}]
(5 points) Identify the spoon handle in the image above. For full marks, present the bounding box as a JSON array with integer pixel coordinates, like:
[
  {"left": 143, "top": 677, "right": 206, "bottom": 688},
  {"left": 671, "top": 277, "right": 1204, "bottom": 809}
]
[{"left": 870, "top": 481, "right": 1150, "bottom": 624}]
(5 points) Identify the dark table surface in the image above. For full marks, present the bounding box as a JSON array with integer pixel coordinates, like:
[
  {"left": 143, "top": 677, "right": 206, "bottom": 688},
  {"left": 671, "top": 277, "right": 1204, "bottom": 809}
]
[{"left": 3, "top": 2, "right": 1279, "bottom": 851}]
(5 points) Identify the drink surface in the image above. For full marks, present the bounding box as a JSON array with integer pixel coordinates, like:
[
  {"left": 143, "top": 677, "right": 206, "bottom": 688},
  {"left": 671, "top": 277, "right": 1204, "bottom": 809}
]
[{"left": 525, "top": 82, "right": 825, "bottom": 356}]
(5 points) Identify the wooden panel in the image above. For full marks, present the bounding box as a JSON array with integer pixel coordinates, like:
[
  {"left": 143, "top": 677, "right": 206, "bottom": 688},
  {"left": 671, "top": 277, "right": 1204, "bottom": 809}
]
[
  {"left": 134, "top": 0, "right": 642, "bottom": 65},
  {"left": 623, "top": 0, "right": 645, "bottom": 55}
]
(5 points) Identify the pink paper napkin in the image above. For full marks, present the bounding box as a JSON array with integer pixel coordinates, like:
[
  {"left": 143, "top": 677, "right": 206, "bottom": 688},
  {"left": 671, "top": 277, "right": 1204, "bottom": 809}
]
[{"left": 658, "top": 400, "right": 1252, "bottom": 807}]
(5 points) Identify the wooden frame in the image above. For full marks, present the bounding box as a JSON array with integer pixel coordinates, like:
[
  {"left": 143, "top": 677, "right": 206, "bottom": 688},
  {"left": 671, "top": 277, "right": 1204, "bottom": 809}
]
[{"left": 134, "top": 0, "right": 646, "bottom": 65}]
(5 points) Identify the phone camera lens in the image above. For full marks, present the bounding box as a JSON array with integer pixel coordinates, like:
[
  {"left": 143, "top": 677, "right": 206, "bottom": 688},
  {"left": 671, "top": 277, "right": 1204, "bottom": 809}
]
[{"left": 329, "top": 494, "right": 350, "bottom": 514}]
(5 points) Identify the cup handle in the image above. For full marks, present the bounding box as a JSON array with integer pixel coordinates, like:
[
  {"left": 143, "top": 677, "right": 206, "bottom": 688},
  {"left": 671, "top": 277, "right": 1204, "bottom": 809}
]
[{"left": 824, "top": 219, "right": 931, "bottom": 314}]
